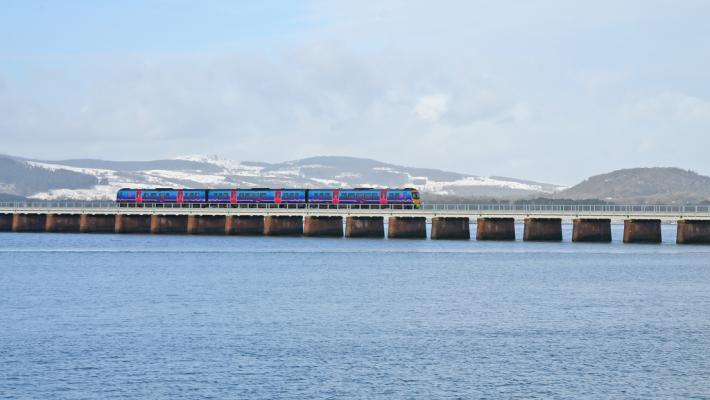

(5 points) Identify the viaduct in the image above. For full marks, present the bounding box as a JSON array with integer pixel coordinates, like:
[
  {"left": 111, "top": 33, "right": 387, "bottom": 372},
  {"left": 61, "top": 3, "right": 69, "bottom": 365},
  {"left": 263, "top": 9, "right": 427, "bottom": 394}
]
[{"left": 2, "top": 202, "right": 710, "bottom": 244}]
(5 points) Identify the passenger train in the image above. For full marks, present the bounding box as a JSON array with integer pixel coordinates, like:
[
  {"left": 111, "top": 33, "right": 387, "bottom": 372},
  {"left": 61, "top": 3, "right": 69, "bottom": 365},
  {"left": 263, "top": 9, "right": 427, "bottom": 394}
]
[{"left": 116, "top": 188, "right": 421, "bottom": 208}]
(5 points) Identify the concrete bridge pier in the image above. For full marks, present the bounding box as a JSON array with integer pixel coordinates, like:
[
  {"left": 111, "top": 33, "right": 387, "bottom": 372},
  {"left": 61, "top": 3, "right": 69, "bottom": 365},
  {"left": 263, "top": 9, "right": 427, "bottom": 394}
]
[
  {"left": 345, "top": 217, "right": 384, "bottom": 238},
  {"left": 264, "top": 216, "right": 303, "bottom": 236},
  {"left": 115, "top": 214, "right": 152, "bottom": 234},
  {"left": 388, "top": 217, "right": 426, "bottom": 239},
  {"left": 46, "top": 214, "right": 81, "bottom": 232},
  {"left": 304, "top": 216, "right": 343, "bottom": 237},
  {"left": 151, "top": 215, "right": 188, "bottom": 234},
  {"left": 12, "top": 214, "right": 47, "bottom": 232},
  {"left": 80, "top": 214, "right": 116, "bottom": 233},
  {"left": 0, "top": 214, "right": 13, "bottom": 231},
  {"left": 430, "top": 217, "right": 470, "bottom": 239},
  {"left": 226, "top": 216, "right": 264, "bottom": 235},
  {"left": 572, "top": 219, "right": 611, "bottom": 242},
  {"left": 476, "top": 218, "right": 515, "bottom": 241},
  {"left": 187, "top": 215, "right": 227, "bottom": 235},
  {"left": 676, "top": 220, "right": 710, "bottom": 244},
  {"left": 623, "top": 219, "right": 661, "bottom": 243},
  {"left": 523, "top": 218, "right": 562, "bottom": 241}
]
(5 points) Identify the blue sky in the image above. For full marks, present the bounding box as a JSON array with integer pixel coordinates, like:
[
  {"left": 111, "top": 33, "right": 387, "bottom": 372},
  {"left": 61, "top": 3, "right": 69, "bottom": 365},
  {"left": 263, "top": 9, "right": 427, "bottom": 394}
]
[{"left": 1, "top": 1, "right": 710, "bottom": 184}]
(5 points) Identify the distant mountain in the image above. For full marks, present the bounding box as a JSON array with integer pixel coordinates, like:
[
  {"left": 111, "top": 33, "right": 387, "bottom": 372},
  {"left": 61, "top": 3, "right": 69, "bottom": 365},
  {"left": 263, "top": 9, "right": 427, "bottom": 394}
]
[
  {"left": 558, "top": 167, "right": 710, "bottom": 204},
  {"left": 0, "top": 156, "right": 99, "bottom": 197},
  {"left": 0, "top": 154, "right": 564, "bottom": 201}
]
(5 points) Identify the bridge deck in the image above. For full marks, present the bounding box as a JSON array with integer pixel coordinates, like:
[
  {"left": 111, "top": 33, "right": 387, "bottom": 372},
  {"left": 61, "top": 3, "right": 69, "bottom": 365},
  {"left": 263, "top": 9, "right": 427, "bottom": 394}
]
[{"left": 1, "top": 202, "right": 709, "bottom": 221}]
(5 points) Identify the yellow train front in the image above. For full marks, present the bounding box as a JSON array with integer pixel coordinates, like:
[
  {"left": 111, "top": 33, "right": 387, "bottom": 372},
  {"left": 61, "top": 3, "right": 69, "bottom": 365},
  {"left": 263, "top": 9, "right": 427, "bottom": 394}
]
[{"left": 116, "top": 188, "right": 421, "bottom": 209}]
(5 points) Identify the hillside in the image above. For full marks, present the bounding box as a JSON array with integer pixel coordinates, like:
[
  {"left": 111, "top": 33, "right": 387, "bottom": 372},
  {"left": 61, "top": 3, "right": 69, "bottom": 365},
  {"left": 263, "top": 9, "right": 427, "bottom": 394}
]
[
  {"left": 0, "top": 156, "right": 99, "bottom": 197},
  {"left": 558, "top": 167, "right": 710, "bottom": 204},
  {"left": 0, "top": 154, "right": 564, "bottom": 201}
]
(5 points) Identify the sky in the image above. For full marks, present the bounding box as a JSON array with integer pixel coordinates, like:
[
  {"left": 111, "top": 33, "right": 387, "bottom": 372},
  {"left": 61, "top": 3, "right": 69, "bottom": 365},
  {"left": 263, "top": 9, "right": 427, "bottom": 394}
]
[{"left": 1, "top": 0, "right": 709, "bottom": 185}]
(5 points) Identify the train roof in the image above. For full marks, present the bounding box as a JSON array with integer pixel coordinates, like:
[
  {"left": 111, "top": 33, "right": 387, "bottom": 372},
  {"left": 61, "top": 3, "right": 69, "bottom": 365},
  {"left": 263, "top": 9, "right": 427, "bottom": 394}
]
[{"left": 117, "top": 187, "right": 420, "bottom": 192}]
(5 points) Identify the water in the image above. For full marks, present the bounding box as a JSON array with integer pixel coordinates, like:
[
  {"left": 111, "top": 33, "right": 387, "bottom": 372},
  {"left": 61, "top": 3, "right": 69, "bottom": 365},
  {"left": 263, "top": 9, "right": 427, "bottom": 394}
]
[{"left": 1, "top": 224, "right": 709, "bottom": 399}]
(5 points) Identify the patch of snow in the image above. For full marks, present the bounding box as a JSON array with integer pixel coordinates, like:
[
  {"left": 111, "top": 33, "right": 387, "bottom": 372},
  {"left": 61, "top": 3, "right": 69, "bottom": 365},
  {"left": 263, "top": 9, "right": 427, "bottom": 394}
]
[
  {"left": 298, "top": 164, "right": 331, "bottom": 169},
  {"left": 372, "top": 167, "right": 405, "bottom": 174},
  {"left": 267, "top": 168, "right": 302, "bottom": 177},
  {"left": 30, "top": 185, "right": 124, "bottom": 201},
  {"left": 310, "top": 178, "right": 343, "bottom": 186},
  {"left": 407, "top": 175, "right": 551, "bottom": 194},
  {"left": 335, "top": 172, "right": 360, "bottom": 179},
  {"left": 143, "top": 170, "right": 227, "bottom": 186},
  {"left": 174, "top": 154, "right": 243, "bottom": 173},
  {"left": 27, "top": 161, "right": 117, "bottom": 180}
]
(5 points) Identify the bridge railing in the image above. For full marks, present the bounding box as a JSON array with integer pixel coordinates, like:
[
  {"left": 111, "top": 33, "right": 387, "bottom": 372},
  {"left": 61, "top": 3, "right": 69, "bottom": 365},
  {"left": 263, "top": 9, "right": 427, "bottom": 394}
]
[{"left": 1, "top": 202, "right": 710, "bottom": 214}]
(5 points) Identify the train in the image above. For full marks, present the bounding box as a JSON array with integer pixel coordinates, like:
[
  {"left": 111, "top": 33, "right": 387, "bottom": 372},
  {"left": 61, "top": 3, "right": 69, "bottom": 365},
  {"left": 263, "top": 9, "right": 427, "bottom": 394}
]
[{"left": 116, "top": 188, "right": 421, "bottom": 208}]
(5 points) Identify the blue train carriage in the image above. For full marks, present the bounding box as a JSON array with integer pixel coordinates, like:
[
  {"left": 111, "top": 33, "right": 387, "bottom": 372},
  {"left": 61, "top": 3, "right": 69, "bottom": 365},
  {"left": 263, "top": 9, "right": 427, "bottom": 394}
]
[
  {"left": 207, "top": 189, "right": 236, "bottom": 204},
  {"left": 277, "top": 189, "right": 307, "bottom": 206},
  {"left": 337, "top": 188, "right": 383, "bottom": 207},
  {"left": 116, "top": 188, "right": 139, "bottom": 206},
  {"left": 386, "top": 188, "right": 421, "bottom": 208},
  {"left": 235, "top": 188, "right": 276, "bottom": 205},
  {"left": 307, "top": 189, "right": 335, "bottom": 206},
  {"left": 141, "top": 189, "right": 179, "bottom": 204}
]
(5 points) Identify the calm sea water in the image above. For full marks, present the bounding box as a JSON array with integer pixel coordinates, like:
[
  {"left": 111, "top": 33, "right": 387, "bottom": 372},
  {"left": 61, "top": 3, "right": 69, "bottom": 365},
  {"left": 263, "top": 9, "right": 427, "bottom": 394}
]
[{"left": 1, "top": 224, "right": 710, "bottom": 399}]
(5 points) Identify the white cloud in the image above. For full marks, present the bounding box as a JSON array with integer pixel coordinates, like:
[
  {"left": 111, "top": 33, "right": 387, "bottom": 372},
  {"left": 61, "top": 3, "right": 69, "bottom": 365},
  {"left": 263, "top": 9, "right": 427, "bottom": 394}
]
[
  {"left": 414, "top": 94, "right": 449, "bottom": 122},
  {"left": 626, "top": 92, "right": 710, "bottom": 123}
]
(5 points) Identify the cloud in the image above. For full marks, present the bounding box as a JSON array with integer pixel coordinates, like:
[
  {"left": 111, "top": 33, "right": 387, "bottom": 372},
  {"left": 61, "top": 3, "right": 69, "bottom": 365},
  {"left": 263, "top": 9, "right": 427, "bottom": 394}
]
[
  {"left": 414, "top": 94, "right": 449, "bottom": 122},
  {"left": 626, "top": 92, "right": 710, "bottom": 123},
  {"left": 1, "top": 0, "right": 710, "bottom": 184}
]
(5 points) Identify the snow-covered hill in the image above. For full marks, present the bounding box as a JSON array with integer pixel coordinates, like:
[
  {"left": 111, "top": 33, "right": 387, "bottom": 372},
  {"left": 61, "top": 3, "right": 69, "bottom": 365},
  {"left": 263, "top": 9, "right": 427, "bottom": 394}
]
[{"left": 0, "top": 154, "right": 565, "bottom": 200}]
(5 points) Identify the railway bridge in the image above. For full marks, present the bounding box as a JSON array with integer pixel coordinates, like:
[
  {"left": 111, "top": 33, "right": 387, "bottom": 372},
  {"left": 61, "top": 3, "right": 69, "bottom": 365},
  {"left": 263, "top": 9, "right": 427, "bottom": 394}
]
[{"left": 2, "top": 202, "right": 710, "bottom": 244}]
